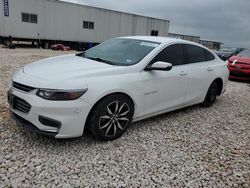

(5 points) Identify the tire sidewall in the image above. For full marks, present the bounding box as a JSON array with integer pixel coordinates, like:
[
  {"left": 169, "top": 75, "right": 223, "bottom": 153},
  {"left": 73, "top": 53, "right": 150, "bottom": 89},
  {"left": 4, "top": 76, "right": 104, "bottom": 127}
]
[
  {"left": 89, "top": 94, "right": 134, "bottom": 141},
  {"left": 203, "top": 82, "right": 218, "bottom": 107}
]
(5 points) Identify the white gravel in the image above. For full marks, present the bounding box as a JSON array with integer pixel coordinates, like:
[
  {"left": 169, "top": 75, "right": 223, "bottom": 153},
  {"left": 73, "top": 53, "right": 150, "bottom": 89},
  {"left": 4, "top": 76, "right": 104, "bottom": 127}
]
[{"left": 0, "top": 47, "right": 250, "bottom": 187}]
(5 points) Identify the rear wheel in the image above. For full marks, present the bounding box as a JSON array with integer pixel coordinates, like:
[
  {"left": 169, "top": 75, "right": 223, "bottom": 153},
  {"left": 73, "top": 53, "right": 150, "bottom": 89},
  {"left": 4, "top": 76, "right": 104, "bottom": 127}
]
[
  {"left": 87, "top": 94, "right": 134, "bottom": 141},
  {"left": 202, "top": 81, "right": 218, "bottom": 107}
]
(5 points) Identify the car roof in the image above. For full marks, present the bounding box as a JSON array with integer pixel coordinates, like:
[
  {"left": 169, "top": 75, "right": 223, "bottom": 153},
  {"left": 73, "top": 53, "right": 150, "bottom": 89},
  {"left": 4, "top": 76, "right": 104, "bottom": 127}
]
[{"left": 120, "top": 36, "right": 199, "bottom": 46}]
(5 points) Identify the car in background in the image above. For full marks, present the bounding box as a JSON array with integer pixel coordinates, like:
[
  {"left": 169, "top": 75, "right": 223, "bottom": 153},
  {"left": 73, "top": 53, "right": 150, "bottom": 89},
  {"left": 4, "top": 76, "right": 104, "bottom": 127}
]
[
  {"left": 228, "top": 49, "right": 250, "bottom": 81},
  {"left": 8, "top": 36, "right": 229, "bottom": 141},
  {"left": 51, "top": 44, "right": 71, "bottom": 51},
  {"left": 215, "top": 47, "right": 244, "bottom": 61}
]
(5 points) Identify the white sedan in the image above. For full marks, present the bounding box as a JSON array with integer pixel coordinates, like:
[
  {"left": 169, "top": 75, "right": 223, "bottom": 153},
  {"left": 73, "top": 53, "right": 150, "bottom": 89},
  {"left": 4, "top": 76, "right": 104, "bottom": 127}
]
[{"left": 8, "top": 36, "right": 229, "bottom": 141}]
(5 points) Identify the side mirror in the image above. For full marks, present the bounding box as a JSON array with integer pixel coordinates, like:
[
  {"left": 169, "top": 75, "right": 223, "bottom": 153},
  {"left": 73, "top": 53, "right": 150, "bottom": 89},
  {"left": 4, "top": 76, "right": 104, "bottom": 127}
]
[{"left": 145, "top": 61, "right": 173, "bottom": 71}]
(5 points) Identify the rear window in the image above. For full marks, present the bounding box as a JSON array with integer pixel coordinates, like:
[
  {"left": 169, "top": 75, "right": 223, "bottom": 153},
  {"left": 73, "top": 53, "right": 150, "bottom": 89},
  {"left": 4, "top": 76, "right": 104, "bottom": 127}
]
[
  {"left": 205, "top": 50, "right": 215, "bottom": 61},
  {"left": 185, "top": 44, "right": 215, "bottom": 63}
]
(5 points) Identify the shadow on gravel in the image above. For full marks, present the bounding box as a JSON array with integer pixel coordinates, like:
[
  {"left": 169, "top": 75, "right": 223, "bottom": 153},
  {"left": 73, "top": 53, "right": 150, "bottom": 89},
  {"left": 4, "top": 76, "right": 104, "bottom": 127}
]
[{"left": 129, "top": 104, "right": 203, "bottom": 131}]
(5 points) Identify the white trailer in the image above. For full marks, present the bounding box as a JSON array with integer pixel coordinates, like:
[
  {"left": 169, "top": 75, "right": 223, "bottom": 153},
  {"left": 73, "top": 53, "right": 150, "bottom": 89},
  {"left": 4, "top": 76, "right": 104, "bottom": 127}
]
[{"left": 0, "top": 0, "right": 169, "bottom": 48}]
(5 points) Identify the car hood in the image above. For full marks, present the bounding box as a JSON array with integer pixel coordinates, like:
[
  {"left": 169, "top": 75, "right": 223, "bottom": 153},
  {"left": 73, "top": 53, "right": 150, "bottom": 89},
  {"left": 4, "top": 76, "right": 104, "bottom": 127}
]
[
  {"left": 24, "top": 54, "right": 114, "bottom": 76},
  {"left": 17, "top": 54, "right": 127, "bottom": 89},
  {"left": 229, "top": 56, "right": 250, "bottom": 64}
]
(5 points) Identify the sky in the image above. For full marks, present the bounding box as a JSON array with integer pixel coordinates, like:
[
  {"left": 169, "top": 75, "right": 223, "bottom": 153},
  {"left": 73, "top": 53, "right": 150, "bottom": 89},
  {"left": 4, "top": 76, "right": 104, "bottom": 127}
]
[{"left": 63, "top": 0, "right": 250, "bottom": 48}]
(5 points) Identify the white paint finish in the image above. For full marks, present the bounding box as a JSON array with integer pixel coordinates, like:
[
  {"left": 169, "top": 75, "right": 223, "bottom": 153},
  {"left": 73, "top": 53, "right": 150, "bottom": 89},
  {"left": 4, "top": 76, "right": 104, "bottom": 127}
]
[
  {"left": 10, "top": 87, "right": 92, "bottom": 138},
  {"left": 139, "top": 66, "right": 188, "bottom": 116},
  {"left": 0, "top": 0, "right": 170, "bottom": 43},
  {"left": 10, "top": 36, "right": 229, "bottom": 138}
]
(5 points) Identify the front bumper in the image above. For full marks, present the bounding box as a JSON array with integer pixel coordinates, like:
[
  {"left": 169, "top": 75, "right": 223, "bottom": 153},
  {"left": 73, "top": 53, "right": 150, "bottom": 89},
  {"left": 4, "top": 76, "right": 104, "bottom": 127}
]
[
  {"left": 11, "top": 112, "right": 58, "bottom": 137},
  {"left": 229, "top": 68, "right": 250, "bottom": 81},
  {"left": 8, "top": 88, "right": 92, "bottom": 138}
]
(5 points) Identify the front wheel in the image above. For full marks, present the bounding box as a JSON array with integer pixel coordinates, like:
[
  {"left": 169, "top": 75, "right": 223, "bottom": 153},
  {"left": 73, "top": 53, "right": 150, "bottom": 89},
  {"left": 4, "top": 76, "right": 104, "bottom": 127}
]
[
  {"left": 202, "top": 81, "right": 218, "bottom": 107},
  {"left": 87, "top": 94, "right": 134, "bottom": 141}
]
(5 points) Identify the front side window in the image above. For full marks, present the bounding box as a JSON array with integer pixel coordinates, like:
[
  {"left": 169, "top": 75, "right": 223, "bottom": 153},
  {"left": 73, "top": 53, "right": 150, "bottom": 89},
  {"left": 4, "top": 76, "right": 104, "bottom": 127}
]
[
  {"left": 185, "top": 44, "right": 206, "bottom": 63},
  {"left": 206, "top": 50, "right": 215, "bottom": 61},
  {"left": 83, "top": 39, "right": 160, "bottom": 66},
  {"left": 151, "top": 44, "right": 185, "bottom": 66}
]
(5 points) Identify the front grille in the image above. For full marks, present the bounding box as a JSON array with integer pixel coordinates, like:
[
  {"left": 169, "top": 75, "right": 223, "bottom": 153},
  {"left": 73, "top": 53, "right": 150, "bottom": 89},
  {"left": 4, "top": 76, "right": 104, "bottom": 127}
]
[
  {"left": 229, "top": 62, "right": 250, "bottom": 70},
  {"left": 13, "top": 82, "right": 35, "bottom": 92},
  {"left": 13, "top": 96, "right": 31, "bottom": 113}
]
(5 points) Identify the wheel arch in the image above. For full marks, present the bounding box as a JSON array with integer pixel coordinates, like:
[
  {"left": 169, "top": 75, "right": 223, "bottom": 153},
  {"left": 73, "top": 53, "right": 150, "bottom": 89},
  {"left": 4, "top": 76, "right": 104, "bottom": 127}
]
[
  {"left": 214, "top": 78, "right": 223, "bottom": 95},
  {"left": 84, "top": 92, "right": 136, "bottom": 133}
]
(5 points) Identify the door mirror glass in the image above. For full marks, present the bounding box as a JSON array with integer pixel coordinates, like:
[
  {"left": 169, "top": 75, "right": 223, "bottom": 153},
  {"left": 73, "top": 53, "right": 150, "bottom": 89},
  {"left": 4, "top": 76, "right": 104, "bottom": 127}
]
[{"left": 145, "top": 61, "right": 173, "bottom": 71}]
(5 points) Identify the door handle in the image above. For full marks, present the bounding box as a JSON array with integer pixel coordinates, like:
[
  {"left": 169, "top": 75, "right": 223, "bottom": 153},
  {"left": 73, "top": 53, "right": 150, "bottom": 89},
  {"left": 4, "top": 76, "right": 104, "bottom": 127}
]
[
  {"left": 179, "top": 71, "right": 187, "bottom": 76},
  {"left": 207, "top": 66, "right": 213, "bottom": 71}
]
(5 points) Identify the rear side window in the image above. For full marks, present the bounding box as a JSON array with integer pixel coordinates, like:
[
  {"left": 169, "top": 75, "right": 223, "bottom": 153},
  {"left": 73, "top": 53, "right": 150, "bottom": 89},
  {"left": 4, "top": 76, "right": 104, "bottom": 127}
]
[
  {"left": 185, "top": 44, "right": 206, "bottom": 63},
  {"left": 206, "top": 50, "right": 215, "bottom": 61},
  {"left": 151, "top": 44, "right": 185, "bottom": 66}
]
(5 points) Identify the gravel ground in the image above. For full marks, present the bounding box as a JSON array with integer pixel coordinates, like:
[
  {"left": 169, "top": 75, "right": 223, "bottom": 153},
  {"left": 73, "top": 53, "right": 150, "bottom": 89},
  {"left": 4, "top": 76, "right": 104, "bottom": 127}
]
[{"left": 0, "top": 47, "right": 250, "bottom": 187}]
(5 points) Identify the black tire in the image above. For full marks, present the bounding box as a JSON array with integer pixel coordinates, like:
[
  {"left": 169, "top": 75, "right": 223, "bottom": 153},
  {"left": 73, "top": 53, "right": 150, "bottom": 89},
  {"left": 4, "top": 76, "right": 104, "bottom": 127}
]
[
  {"left": 202, "top": 81, "right": 218, "bottom": 107},
  {"left": 87, "top": 94, "right": 134, "bottom": 141}
]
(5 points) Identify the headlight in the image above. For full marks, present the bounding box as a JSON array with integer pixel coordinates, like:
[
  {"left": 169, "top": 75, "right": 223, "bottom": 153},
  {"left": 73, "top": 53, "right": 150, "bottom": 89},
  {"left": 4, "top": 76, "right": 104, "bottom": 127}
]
[{"left": 36, "top": 89, "right": 88, "bottom": 100}]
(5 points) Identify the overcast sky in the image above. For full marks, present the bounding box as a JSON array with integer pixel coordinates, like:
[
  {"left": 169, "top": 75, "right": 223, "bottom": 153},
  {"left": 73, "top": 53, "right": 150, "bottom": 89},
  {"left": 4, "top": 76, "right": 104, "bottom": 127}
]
[{"left": 64, "top": 0, "right": 250, "bottom": 48}]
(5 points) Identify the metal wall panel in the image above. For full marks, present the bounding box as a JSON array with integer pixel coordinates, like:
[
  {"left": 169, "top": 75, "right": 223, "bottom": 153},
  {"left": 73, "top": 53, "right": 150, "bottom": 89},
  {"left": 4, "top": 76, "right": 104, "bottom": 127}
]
[
  {"left": 0, "top": 1, "right": 3, "bottom": 35},
  {"left": 0, "top": 0, "right": 170, "bottom": 43}
]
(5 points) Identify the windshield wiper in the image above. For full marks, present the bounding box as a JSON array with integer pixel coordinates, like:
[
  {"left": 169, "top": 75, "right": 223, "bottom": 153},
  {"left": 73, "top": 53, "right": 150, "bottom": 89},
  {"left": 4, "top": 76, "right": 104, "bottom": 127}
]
[
  {"left": 75, "top": 52, "right": 85, "bottom": 57},
  {"left": 85, "top": 57, "right": 115, "bottom": 65},
  {"left": 76, "top": 52, "right": 117, "bottom": 65}
]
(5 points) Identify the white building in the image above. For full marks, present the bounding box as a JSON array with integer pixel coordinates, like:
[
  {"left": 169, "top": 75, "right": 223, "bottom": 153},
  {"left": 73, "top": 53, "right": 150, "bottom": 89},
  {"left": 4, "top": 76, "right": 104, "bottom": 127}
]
[
  {"left": 168, "top": 33, "right": 200, "bottom": 44},
  {"left": 0, "top": 0, "right": 170, "bottom": 48},
  {"left": 199, "top": 39, "right": 223, "bottom": 50},
  {"left": 168, "top": 32, "right": 222, "bottom": 50}
]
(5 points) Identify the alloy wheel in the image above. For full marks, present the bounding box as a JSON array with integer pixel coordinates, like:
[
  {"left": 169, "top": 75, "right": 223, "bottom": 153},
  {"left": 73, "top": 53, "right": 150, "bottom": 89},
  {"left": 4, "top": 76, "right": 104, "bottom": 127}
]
[{"left": 99, "top": 101, "right": 130, "bottom": 137}]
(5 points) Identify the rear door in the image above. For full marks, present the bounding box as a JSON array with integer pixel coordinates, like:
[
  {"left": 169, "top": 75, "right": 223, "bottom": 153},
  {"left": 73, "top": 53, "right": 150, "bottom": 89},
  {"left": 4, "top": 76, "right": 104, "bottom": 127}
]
[{"left": 182, "top": 44, "right": 217, "bottom": 105}]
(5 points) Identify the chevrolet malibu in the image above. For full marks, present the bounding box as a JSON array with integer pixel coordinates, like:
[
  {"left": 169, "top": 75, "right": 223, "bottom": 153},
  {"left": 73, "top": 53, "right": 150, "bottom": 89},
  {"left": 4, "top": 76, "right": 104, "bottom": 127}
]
[{"left": 8, "top": 36, "right": 229, "bottom": 141}]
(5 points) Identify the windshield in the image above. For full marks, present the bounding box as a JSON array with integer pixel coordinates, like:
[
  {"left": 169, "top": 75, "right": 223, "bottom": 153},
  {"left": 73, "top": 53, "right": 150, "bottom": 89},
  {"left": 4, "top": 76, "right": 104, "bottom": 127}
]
[
  {"left": 82, "top": 38, "right": 160, "bottom": 66},
  {"left": 219, "top": 47, "right": 237, "bottom": 53},
  {"left": 238, "top": 49, "right": 250, "bottom": 58}
]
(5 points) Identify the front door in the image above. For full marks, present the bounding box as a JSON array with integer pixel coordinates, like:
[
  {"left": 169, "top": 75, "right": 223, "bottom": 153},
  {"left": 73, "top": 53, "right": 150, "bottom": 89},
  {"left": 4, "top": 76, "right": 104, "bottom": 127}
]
[{"left": 138, "top": 44, "right": 188, "bottom": 117}]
